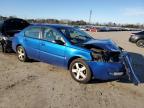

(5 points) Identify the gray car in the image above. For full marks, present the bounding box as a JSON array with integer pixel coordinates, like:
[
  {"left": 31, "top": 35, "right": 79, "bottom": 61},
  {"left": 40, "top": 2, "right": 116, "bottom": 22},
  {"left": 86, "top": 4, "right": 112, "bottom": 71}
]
[{"left": 129, "top": 31, "right": 144, "bottom": 48}]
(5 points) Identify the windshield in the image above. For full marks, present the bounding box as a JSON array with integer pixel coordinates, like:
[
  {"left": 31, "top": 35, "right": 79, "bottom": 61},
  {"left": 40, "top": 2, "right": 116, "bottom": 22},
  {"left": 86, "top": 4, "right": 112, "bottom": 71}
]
[
  {"left": 58, "top": 27, "right": 93, "bottom": 44},
  {"left": 137, "top": 31, "right": 144, "bottom": 34}
]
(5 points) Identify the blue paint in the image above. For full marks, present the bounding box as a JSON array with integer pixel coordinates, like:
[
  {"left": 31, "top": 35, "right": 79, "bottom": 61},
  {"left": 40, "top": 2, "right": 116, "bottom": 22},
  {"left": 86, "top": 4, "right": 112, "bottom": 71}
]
[
  {"left": 12, "top": 24, "right": 139, "bottom": 84},
  {"left": 87, "top": 61, "right": 125, "bottom": 80}
]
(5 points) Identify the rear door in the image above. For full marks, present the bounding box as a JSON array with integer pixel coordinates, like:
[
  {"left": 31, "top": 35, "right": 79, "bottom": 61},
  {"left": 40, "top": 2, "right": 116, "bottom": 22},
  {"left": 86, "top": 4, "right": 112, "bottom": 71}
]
[{"left": 23, "top": 26, "right": 42, "bottom": 60}]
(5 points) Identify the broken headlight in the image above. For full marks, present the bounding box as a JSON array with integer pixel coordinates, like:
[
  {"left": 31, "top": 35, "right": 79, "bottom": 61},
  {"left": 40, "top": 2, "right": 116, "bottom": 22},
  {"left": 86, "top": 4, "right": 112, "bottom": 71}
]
[
  {"left": 91, "top": 52, "right": 104, "bottom": 62},
  {"left": 91, "top": 51, "right": 121, "bottom": 62}
]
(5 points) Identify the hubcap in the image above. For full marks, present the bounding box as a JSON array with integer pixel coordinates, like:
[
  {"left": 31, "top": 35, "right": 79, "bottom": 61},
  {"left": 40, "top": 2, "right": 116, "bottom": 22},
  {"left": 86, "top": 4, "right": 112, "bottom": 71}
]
[
  {"left": 139, "top": 42, "right": 144, "bottom": 47},
  {"left": 17, "top": 47, "right": 25, "bottom": 61},
  {"left": 72, "top": 62, "right": 87, "bottom": 81}
]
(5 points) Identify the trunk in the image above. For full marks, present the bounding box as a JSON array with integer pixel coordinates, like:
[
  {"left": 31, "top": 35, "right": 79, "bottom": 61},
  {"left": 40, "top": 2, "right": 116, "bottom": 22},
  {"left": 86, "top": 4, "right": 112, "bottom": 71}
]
[
  {"left": 0, "top": 18, "right": 29, "bottom": 37},
  {"left": 0, "top": 18, "right": 30, "bottom": 53}
]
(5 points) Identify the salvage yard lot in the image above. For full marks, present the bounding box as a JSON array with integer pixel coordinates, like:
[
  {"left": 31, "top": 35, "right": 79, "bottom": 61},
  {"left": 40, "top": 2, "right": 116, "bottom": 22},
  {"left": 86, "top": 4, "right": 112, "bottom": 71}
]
[{"left": 0, "top": 31, "right": 144, "bottom": 108}]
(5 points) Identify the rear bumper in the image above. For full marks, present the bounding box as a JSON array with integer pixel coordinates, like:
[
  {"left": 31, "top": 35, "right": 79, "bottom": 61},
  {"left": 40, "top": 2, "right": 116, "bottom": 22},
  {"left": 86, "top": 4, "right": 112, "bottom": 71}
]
[
  {"left": 5, "top": 40, "right": 12, "bottom": 49},
  {"left": 0, "top": 39, "right": 13, "bottom": 52}
]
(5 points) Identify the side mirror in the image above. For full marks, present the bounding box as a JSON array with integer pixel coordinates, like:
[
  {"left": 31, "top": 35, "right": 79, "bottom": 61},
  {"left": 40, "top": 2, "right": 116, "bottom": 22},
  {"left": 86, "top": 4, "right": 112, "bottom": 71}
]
[{"left": 55, "top": 40, "right": 65, "bottom": 45}]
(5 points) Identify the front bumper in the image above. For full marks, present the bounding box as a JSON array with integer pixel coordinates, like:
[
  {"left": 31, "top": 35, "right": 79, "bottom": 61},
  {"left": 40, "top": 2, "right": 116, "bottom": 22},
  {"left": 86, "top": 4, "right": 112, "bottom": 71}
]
[
  {"left": 87, "top": 52, "right": 140, "bottom": 85},
  {"left": 87, "top": 62, "right": 126, "bottom": 80}
]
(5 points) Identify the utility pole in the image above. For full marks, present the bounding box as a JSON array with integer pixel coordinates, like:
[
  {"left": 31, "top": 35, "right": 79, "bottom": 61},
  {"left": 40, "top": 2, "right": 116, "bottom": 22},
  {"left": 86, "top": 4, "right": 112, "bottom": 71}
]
[{"left": 89, "top": 10, "right": 92, "bottom": 24}]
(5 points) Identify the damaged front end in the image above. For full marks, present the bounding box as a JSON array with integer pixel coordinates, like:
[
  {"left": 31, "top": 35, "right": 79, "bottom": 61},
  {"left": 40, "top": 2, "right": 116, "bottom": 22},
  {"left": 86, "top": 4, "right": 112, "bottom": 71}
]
[{"left": 83, "top": 39, "right": 140, "bottom": 85}]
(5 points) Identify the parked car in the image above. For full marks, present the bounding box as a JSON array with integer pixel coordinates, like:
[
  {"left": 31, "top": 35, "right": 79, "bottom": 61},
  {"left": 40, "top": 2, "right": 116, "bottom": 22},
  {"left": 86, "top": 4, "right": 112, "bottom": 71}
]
[
  {"left": 88, "top": 27, "right": 97, "bottom": 32},
  {"left": 74, "top": 26, "right": 86, "bottom": 31},
  {"left": 129, "top": 31, "right": 144, "bottom": 48},
  {"left": 0, "top": 18, "right": 29, "bottom": 52},
  {"left": 12, "top": 24, "right": 140, "bottom": 85},
  {"left": 98, "top": 27, "right": 110, "bottom": 32}
]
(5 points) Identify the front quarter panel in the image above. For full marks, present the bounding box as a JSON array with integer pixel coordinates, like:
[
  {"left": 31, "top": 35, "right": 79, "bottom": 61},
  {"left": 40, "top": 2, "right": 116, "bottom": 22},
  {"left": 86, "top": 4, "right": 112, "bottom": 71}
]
[{"left": 65, "top": 45, "right": 92, "bottom": 67}]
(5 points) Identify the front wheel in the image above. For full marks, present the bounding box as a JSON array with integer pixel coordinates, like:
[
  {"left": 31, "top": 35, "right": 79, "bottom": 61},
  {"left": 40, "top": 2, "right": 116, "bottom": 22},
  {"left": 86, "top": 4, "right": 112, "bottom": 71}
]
[
  {"left": 69, "top": 58, "right": 92, "bottom": 83},
  {"left": 17, "top": 46, "right": 29, "bottom": 62},
  {"left": 136, "top": 39, "right": 144, "bottom": 48}
]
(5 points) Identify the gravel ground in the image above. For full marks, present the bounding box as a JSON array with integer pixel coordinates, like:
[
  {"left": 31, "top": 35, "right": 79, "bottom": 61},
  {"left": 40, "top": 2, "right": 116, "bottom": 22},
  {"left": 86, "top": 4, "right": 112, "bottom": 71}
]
[{"left": 0, "top": 31, "right": 144, "bottom": 108}]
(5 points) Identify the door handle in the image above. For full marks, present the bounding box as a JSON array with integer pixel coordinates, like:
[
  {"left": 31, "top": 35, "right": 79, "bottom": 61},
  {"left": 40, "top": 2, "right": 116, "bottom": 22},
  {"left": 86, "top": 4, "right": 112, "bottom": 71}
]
[
  {"left": 40, "top": 43, "right": 45, "bottom": 46},
  {"left": 24, "top": 38, "right": 28, "bottom": 41}
]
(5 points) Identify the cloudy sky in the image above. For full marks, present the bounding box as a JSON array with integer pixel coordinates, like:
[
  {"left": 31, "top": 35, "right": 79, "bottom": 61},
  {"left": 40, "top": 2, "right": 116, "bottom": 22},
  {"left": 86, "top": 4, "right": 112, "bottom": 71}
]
[{"left": 0, "top": 0, "right": 144, "bottom": 24}]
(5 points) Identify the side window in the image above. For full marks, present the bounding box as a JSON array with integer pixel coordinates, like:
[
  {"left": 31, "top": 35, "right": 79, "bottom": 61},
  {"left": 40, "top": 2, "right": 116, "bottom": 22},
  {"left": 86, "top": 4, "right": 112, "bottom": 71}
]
[
  {"left": 69, "top": 30, "right": 78, "bottom": 38},
  {"left": 141, "top": 31, "right": 144, "bottom": 34},
  {"left": 43, "top": 27, "right": 65, "bottom": 43},
  {"left": 25, "top": 27, "right": 41, "bottom": 39}
]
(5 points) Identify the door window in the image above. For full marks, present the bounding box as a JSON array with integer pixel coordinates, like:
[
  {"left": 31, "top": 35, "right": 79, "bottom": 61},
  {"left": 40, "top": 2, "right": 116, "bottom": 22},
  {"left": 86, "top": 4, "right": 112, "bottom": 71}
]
[
  {"left": 25, "top": 27, "right": 41, "bottom": 39},
  {"left": 43, "top": 27, "right": 65, "bottom": 44}
]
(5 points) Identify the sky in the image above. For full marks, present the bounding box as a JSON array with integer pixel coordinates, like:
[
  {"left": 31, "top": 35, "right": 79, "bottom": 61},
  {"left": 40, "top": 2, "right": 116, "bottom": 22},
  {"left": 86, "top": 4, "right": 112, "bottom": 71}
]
[{"left": 0, "top": 0, "right": 144, "bottom": 24}]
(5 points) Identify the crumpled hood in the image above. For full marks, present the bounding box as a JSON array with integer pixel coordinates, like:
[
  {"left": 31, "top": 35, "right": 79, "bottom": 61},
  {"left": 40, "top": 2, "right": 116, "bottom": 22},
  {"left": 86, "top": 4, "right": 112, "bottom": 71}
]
[{"left": 83, "top": 39, "right": 120, "bottom": 51}]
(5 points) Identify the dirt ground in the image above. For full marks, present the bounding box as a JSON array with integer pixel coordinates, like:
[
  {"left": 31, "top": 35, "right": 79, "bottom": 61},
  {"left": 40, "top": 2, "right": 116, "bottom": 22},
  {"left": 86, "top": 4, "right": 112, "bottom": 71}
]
[{"left": 0, "top": 31, "right": 144, "bottom": 108}]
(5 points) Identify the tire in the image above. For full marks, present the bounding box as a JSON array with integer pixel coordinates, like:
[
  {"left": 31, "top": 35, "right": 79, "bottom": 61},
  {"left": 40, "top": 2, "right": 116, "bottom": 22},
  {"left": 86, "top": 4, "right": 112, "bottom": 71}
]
[
  {"left": 3, "top": 45, "right": 8, "bottom": 53},
  {"left": 0, "top": 42, "right": 3, "bottom": 52},
  {"left": 0, "top": 41, "right": 7, "bottom": 53},
  {"left": 136, "top": 39, "right": 144, "bottom": 48},
  {"left": 69, "top": 58, "right": 92, "bottom": 83},
  {"left": 16, "top": 46, "right": 29, "bottom": 62}
]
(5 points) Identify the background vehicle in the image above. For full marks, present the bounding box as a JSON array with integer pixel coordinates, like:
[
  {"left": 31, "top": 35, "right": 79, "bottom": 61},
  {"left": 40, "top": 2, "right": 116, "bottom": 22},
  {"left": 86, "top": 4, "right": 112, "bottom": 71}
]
[
  {"left": 129, "top": 31, "right": 144, "bottom": 48},
  {"left": 86, "top": 27, "right": 97, "bottom": 32},
  {"left": 12, "top": 24, "right": 140, "bottom": 84},
  {"left": 0, "top": 18, "right": 29, "bottom": 52}
]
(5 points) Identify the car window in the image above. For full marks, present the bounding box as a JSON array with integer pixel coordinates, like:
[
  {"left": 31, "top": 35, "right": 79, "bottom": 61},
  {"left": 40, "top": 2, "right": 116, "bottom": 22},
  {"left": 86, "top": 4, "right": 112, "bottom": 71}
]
[
  {"left": 140, "top": 31, "right": 144, "bottom": 34},
  {"left": 25, "top": 27, "right": 41, "bottom": 39},
  {"left": 58, "top": 27, "right": 92, "bottom": 44},
  {"left": 43, "top": 27, "right": 65, "bottom": 43}
]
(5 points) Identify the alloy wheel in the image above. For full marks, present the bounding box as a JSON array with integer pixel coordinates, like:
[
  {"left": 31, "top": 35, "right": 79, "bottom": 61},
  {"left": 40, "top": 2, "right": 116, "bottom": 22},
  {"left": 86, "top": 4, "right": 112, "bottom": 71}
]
[
  {"left": 17, "top": 47, "right": 25, "bottom": 61},
  {"left": 71, "top": 62, "right": 87, "bottom": 81},
  {"left": 137, "top": 40, "right": 144, "bottom": 48}
]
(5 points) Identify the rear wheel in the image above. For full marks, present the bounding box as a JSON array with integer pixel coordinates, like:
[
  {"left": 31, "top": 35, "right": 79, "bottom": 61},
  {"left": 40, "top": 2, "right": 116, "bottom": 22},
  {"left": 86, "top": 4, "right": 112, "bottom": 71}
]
[
  {"left": 136, "top": 39, "right": 144, "bottom": 48},
  {"left": 0, "top": 41, "right": 7, "bottom": 53},
  {"left": 0, "top": 42, "right": 3, "bottom": 52},
  {"left": 69, "top": 58, "right": 92, "bottom": 83},
  {"left": 17, "top": 46, "right": 28, "bottom": 62},
  {"left": 2, "top": 45, "right": 8, "bottom": 53}
]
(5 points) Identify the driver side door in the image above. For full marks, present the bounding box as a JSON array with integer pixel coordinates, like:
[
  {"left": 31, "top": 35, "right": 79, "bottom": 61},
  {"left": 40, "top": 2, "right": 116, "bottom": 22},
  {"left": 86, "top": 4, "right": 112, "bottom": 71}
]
[{"left": 39, "top": 27, "right": 66, "bottom": 67}]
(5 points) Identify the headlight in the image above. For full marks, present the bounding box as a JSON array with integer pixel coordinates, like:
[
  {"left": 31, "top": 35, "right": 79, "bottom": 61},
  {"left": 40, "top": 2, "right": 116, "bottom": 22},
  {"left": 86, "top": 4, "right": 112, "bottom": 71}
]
[
  {"left": 132, "top": 35, "right": 138, "bottom": 40},
  {"left": 91, "top": 51, "right": 121, "bottom": 63}
]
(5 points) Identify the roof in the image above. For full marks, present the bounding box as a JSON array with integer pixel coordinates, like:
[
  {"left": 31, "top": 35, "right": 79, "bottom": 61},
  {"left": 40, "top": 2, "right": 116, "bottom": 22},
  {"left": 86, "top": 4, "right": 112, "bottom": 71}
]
[{"left": 31, "top": 23, "right": 73, "bottom": 28}]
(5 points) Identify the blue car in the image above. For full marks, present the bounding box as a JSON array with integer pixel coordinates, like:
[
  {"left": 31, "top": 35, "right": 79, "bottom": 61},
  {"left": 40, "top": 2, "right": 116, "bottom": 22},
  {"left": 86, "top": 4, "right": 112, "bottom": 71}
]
[{"left": 12, "top": 24, "right": 140, "bottom": 85}]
